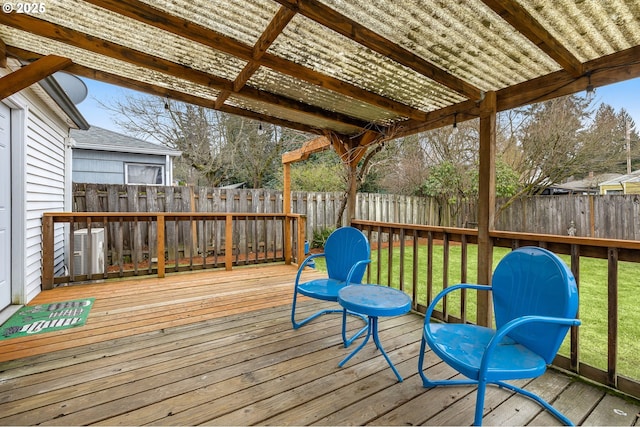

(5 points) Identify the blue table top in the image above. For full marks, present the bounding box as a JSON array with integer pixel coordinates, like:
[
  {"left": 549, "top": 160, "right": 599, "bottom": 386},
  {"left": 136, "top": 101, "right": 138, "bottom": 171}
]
[{"left": 338, "top": 284, "right": 411, "bottom": 317}]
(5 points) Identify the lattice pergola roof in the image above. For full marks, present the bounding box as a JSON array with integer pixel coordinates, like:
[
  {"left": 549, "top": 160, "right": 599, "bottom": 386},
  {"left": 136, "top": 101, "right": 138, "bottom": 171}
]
[{"left": 1, "top": 0, "right": 639, "bottom": 138}]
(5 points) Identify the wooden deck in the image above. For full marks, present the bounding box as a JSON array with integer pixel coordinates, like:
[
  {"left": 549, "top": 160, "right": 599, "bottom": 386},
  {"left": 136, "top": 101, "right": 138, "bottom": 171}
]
[{"left": 0, "top": 264, "right": 639, "bottom": 426}]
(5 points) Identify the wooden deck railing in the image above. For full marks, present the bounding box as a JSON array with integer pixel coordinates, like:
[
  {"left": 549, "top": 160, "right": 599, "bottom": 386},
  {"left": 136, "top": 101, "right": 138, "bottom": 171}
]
[
  {"left": 352, "top": 219, "right": 640, "bottom": 401},
  {"left": 41, "top": 212, "right": 307, "bottom": 288},
  {"left": 40, "top": 213, "right": 640, "bottom": 400}
]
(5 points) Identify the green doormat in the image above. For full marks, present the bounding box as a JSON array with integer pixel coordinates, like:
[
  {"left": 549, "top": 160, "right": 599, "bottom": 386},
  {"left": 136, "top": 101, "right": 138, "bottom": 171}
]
[{"left": 0, "top": 298, "right": 94, "bottom": 340}]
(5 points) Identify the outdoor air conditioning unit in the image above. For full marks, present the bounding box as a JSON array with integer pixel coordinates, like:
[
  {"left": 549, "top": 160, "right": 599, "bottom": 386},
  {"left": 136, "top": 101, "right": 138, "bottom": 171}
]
[{"left": 73, "top": 228, "right": 105, "bottom": 276}]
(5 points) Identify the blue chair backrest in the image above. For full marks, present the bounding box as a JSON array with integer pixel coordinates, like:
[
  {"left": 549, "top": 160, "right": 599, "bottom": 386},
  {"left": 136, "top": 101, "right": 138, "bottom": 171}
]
[
  {"left": 492, "top": 246, "right": 579, "bottom": 363},
  {"left": 323, "top": 227, "right": 370, "bottom": 284}
]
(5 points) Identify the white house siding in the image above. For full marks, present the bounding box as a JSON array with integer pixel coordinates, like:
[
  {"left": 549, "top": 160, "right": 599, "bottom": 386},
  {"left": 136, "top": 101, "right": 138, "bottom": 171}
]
[
  {"left": 19, "top": 91, "right": 70, "bottom": 303},
  {"left": 73, "top": 149, "right": 168, "bottom": 184}
]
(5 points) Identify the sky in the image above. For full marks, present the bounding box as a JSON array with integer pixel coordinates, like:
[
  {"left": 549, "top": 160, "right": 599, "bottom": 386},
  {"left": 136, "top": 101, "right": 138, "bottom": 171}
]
[{"left": 74, "top": 76, "right": 640, "bottom": 135}]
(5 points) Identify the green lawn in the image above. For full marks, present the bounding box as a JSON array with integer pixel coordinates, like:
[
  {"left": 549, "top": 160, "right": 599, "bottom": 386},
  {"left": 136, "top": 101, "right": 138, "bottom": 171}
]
[{"left": 311, "top": 244, "right": 640, "bottom": 381}]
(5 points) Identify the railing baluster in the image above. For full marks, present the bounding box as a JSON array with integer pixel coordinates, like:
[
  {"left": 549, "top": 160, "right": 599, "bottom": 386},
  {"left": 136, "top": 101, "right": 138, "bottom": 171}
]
[
  {"left": 412, "top": 228, "right": 419, "bottom": 308},
  {"left": 376, "top": 225, "right": 382, "bottom": 285},
  {"left": 460, "top": 234, "right": 468, "bottom": 324},
  {"left": 570, "top": 243, "right": 580, "bottom": 372},
  {"left": 442, "top": 233, "right": 450, "bottom": 320},
  {"left": 427, "top": 230, "right": 433, "bottom": 308},
  {"left": 608, "top": 247, "right": 619, "bottom": 388},
  {"left": 399, "top": 227, "right": 405, "bottom": 292},
  {"left": 386, "top": 228, "right": 393, "bottom": 287}
]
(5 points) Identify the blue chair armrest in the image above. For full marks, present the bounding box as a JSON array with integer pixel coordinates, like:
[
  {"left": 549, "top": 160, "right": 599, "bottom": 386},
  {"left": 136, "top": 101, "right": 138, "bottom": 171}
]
[
  {"left": 424, "top": 283, "right": 491, "bottom": 330},
  {"left": 294, "top": 252, "right": 326, "bottom": 285},
  {"left": 345, "top": 259, "right": 371, "bottom": 284},
  {"left": 480, "top": 315, "right": 582, "bottom": 373}
]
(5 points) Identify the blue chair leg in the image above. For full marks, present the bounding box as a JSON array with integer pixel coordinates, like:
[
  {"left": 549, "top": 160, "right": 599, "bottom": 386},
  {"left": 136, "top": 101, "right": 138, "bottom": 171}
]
[
  {"left": 292, "top": 290, "right": 367, "bottom": 347},
  {"left": 418, "top": 333, "right": 476, "bottom": 388},
  {"left": 495, "top": 381, "right": 575, "bottom": 426},
  {"left": 474, "top": 379, "right": 488, "bottom": 426}
]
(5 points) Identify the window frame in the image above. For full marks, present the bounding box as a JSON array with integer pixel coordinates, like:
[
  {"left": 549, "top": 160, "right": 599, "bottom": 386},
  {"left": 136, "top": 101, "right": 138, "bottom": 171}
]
[{"left": 124, "top": 162, "right": 165, "bottom": 185}]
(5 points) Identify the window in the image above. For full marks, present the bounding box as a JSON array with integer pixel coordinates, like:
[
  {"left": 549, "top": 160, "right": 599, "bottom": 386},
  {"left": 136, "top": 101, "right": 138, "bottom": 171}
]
[{"left": 125, "top": 163, "right": 164, "bottom": 185}]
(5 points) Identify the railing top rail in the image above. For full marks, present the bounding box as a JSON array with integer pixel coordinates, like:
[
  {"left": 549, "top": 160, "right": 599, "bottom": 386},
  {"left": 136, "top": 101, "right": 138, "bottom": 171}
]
[
  {"left": 44, "top": 212, "right": 304, "bottom": 221},
  {"left": 351, "top": 219, "right": 478, "bottom": 236},
  {"left": 490, "top": 230, "right": 640, "bottom": 250},
  {"left": 352, "top": 219, "right": 640, "bottom": 251}
]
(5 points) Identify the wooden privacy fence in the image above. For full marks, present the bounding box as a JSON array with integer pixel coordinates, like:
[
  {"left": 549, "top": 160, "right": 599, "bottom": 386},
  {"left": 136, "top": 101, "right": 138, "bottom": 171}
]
[
  {"left": 495, "top": 194, "right": 640, "bottom": 240},
  {"left": 73, "top": 183, "right": 476, "bottom": 231},
  {"left": 73, "top": 183, "right": 640, "bottom": 241}
]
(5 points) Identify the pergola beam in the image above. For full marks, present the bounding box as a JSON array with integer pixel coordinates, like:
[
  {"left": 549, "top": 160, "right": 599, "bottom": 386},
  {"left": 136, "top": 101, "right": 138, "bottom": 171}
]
[
  {"left": 396, "top": 45, "right": 640, "bottom": 137},
  {"left": 273, "top": 0, "right": 484, "bottom": 101},
  {"left": 216, "top": 6, "right": 296, "bottom": 109},
  {"left": 282, "top": 136, "right": 331, "bottom": 164},
  {"left": 0, "top": 54, "right": 71, "bottom": 100},
  {"left": 481, "top": 0, "right": 584, "bottom": 77},
  {"left": 0, "top": 38, "right": 6, "bottom": 68}
]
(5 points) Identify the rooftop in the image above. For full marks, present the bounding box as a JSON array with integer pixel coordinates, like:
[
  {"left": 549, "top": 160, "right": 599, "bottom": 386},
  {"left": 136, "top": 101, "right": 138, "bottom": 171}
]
[{"left": 71, "top": 126, "right": 182, "bottom": 156}]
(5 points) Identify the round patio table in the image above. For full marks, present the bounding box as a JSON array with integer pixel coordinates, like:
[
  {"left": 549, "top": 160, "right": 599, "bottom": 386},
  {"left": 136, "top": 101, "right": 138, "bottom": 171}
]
[{"left": 337, "top": 284, "right": 411, "bottom": 382}]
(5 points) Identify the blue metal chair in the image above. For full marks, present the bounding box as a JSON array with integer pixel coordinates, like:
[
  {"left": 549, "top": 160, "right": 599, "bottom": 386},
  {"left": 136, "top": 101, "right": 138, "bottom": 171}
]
[
  {"left": 418, "top": 246, "right": 581, "bottom": 426},
  {"left": 291, "top": 226, "right": 370, "bottom": 347}
]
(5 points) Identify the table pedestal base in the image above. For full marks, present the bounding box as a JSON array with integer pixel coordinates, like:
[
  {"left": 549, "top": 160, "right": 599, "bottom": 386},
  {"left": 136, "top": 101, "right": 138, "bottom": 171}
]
[{"left": 338, "top": 314, "right": 403, "bottom": 382}]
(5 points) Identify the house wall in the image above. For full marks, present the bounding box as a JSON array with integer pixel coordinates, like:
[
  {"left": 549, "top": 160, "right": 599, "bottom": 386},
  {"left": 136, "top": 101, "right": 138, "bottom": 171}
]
[
  {"left": 600, "top": 184, "right": 624, "bottom": 195},
  {"left": 72, "top": 149, "right": 168, "bottom": 185},
  {"left": 8, "top": 88, "right": 71, "bottom": 304},
  {"left": 624, "top": 182, "right": 640, "bottom": 194},
  {"left": 600, "top": 182, "right": 640, "bottom": 195}
]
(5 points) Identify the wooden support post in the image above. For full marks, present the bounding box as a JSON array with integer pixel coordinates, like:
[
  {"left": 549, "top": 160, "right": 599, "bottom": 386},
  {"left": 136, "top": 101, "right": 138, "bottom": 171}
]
[
  {"left": 296, "top": 215, "right": 307, "bottom": 265},
  {"left": 225, "top": 214, "right": 233, "bottom": 271},
  {"left": 347, "top": 161, "right": 358, "bottom": 225},
  {"left": 41, "top": 214, "right": 54, "bottom": 290},
  {"left": 190, "top": 186, "right": 197, "bottom": 257},
  {"left": 157, "top": 215, "right": 165, "bottom": 278},
  {"left": 283, "top": 162, "right": 291, "bottom": 214},
  {"left": 284, "top": 215, "right": 292, "bottom": 265},
  {"left": 477, "top": 91, "right": 496, "bottom": 327}
]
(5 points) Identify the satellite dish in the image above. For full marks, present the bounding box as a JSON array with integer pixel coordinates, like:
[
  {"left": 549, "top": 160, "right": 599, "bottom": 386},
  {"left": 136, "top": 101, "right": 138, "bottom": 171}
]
[{"left": 53, "top": 71, "right": 88, "bottom": 105}]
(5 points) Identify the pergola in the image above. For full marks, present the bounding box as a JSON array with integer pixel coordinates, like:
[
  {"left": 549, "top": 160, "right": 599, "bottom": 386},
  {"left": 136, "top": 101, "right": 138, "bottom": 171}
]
[{"left": 1, "top": 0, "right": 639, "bottom": 324}]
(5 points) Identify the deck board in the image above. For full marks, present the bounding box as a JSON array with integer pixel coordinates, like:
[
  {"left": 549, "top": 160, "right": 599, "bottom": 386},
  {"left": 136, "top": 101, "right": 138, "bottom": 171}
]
[{"left": 0, "top": 264, "right": 638, "bottom": 426}]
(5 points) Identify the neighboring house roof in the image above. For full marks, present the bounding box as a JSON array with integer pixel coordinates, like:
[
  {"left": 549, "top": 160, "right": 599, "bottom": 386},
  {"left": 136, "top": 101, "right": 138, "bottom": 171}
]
[
  {"left": 561, "top": 173, "right": 624, "bottom": 192},
  {"left": 599, "top": 170, "right": 640, "bottom": 186},
  {"left": 70, "top": 126, "right": 181, "bottom": 157}
]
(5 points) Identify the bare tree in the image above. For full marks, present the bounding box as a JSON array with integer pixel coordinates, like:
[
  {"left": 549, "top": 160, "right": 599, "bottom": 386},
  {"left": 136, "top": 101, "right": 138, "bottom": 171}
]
[
  {"left": 101, "top": 94, "right": 309, "bottom": 187},
  {"left": 510, "top": 95, "right": 600, "bottom": 195}
]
